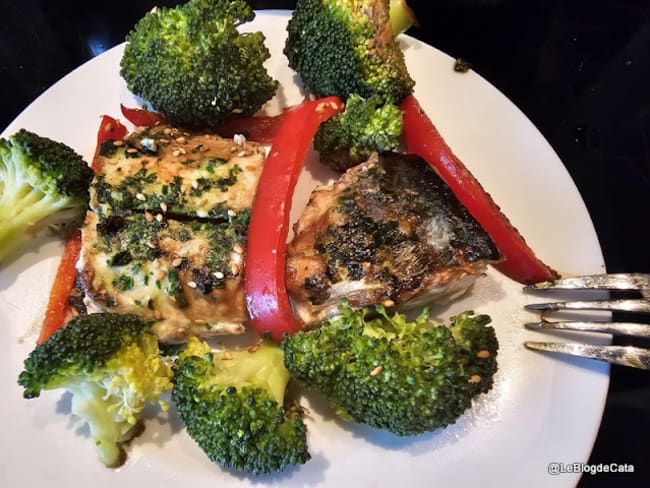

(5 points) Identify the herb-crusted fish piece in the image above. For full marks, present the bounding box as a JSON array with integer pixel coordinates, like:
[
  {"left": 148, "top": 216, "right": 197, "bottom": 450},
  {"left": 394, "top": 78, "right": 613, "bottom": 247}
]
[
  {"left": 91, "top": 125, "right": 265, "bottom": 218},
  {"left": 79, "top": 211, "right": 250, "bottom": 342},
  {"left": 286, "top": 153, "right": 501, "bottom": 325},
  {"left": 80, "top": 125, "right": 264, "bottom": 343}
]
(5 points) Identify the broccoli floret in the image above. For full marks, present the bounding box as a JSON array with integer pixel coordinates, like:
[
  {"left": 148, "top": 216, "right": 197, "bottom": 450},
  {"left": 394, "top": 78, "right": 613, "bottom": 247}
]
[
  {"left": 281, "top": 303, "right": 498, "bottom": 436},
  {"left": 284, "top": 0, "right": 416, "bottom": 103},
  {"left": 120, "top": 0, "right": 278, "bottom": 127},
  {"left": 172, "top": 337, "right": 310, "bottom": 475},
  {"left": 314, "top": 94, "right": 403, "bottom": 171},
  {"left": 0, "top": 129, "right": 93, "bottom": 264},
  {"left": 18, "top": 313, "right": 173, "bottom": 467}
]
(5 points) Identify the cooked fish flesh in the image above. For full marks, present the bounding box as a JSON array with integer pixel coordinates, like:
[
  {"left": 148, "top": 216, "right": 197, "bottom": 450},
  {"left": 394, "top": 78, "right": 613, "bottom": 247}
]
[
  {"left": 91, "top": 125, "right": 265, "bottom": 218},
  {"left": 79, "top": 211, "right": 249, "bottom": 342},
  {"left": 286, "top": 152, "right": 501, "bottom": 325},
  {"left": 79, "top": 126, "right": 263, "bottom": 342}
]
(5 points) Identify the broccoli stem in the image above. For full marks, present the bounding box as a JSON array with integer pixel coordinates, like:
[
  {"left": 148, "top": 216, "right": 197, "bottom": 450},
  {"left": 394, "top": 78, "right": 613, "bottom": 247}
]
[
  {"left": 69, "top": 382, "right": 134, "bottom": 467},
  {"left": 389, "top": 0, "right": 418, "bottom": 36},
  {"left": 0, "top": 192, "right": 78, "bottom": 262}
]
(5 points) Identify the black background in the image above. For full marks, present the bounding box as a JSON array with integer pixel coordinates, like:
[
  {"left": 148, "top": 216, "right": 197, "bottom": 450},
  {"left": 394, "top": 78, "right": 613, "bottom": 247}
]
[{"left": 1, "top": 1, "right": 649, "bottom": 486}]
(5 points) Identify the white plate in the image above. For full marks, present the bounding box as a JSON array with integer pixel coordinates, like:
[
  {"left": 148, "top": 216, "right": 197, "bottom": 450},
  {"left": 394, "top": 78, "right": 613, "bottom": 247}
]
[{"left": 0, "top": 10, "right": 608, "bottom": 488}]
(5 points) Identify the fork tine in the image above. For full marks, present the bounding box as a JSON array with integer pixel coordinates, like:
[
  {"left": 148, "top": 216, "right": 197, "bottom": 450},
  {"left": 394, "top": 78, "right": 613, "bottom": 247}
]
[
  {"left": 524, "top": 273, "right": 650, "bottom": 294},
  {"left": 525, "top": 342, "right": 650, "bottom": 369},
  {"left": 525, "top": 320, "right": 650, "bottom": 338},
  {"left": 525, "top": 298, "right": 650, "bottom": 314}
]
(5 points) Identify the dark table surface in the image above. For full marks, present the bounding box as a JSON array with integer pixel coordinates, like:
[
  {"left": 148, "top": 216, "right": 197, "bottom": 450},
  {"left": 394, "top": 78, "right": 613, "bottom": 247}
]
[{"left": 1, "top": 0, "right": 649, "bottom": 486}]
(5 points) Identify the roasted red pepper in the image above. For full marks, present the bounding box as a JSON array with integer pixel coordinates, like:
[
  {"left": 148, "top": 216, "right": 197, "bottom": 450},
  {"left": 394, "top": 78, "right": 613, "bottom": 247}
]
[
  {"left": 214, "top": 113, "right": 285, "bottom": 144},
  {"left": 37, "top": 230, "right": 82, "bottom": 344},
  {"left": 93, "top": 114, "right": 128, "bottom": 171},
  {"left": 96, "top": 114, "right": 128, "bottom": 147},
  {"left": 244, "top": 97, "right": 344, "bottom": 342},
  {"left": 400, "top": 95, "right": 559, "bottom": 284},
  {"left": 120, "top": 104, "right": 167, "bottom": 128}
]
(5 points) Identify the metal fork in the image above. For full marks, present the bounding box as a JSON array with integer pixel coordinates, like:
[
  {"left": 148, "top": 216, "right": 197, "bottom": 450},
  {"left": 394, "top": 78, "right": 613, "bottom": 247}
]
[{"left": 522, "top": 273, "right": 650, "bottom": 369}]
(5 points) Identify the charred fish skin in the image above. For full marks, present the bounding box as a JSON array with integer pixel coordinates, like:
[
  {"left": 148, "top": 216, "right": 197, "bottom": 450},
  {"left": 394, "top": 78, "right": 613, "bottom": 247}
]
[{"left": 286, "top": 153, "right": 501, "bottom": 325}]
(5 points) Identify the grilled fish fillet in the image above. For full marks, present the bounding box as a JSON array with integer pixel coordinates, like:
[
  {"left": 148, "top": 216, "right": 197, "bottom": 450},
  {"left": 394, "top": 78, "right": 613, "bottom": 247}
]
[
  {"left": 79, "top": 125, "right": 264, "bottom": 342},
  {"left": 286, "top": 152, "right": 501, "bottom": 325},
  {"left": 90, "top": 125, "right": 265, "bottom": 218}
]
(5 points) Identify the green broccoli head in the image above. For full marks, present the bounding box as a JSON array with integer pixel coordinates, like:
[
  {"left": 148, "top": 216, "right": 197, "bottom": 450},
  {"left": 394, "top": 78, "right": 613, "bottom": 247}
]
[
  {"left": 171, "top": 337, "right": 310, "bottom": 475},
  {"left": 450, "top": 310, "right": 499, "bottom": 395},
  {"left": 17, "top": 313, "right": 173, "bottom": 467},
  {"left": 285, "top": 0, "right": 415, "bottom": 103},
  {"left": 281, "top": 303, "right": 498, "bottom": 436},
  {"left": 0, "top": 129, "right": 93, "bottom": 263},
  {"left": 120, "top": 0, "right": 278, "bottom": 127},
  {"left": 314, "top": 94, "right": 403, "bottom": 171}
]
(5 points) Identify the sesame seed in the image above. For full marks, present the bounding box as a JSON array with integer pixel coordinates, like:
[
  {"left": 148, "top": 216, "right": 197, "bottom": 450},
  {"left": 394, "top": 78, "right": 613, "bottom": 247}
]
[
  {"left": 231, "top": 252, "right": 242, "bottom": 265},
  {"left": 164, "top": 128, "right": 173, "bottom": 135},
  {"left": 158, "top": 138, "right": 170, "bottom": 144},
  {"left": 476, "top": 350, "right": 491, "bottom": 359},
  {"left": 191, "top": 180, "right": 199, "bottom": 189},
  {"left": 172, "top": 147, "right": 187, "bottom": 157},
  {"left": 236, "top": 150, "right": 246, "bottom": 157},
  {"left": 144, "top": 211, "right": 154, "bottom": 222},
  {"left": 112, "top": 139, "right": 124, "bottom": 146},
  {"left": 126, "top": 147, "right": 139, "bottom": 154},
  {"left": 233, "top": 133, "right": 246, "bottom": 146},
  {"left": 468, "top": 375, "right": 482, "bottom": 384},
  {"left": 230, "top": 263, "right": 240, "bottom": 275},
  {"left": 370, "top": 365, "right": 383, "bottom": 377},
  {"left": 155, "top": 213, "right": 163, "bottom": 222},
  {"left": 382, "top": 299, "right": 395, "bottom": 308},
  {"left": 160, "top": 202, "right": 168, "bottom": 212},
  {"left": 213, "top": 271, "right": 224, "bottom": 279},
  {"left": 146, "top": 241, "right": 156, "bottom": 249},
  {"left": 172, "top": 258, "right": 183, "bottom": 267},
  {"left": 222, "top": 351, "right": 233, "bottom": 360},
  {"left": 227, "top": 209, "right": 237, "bottom": 217},
  {"left": 187, "top": 281, "right": 197, "bottom": 289},
  {"left": 248, "top": 344, "right": 260, "bottom": 353},
  {"left": 136, "top": 193, "right": 146, "bottom": 201},
  {"left": 175, "top": 136, "right": 187, "bottom": 144}
]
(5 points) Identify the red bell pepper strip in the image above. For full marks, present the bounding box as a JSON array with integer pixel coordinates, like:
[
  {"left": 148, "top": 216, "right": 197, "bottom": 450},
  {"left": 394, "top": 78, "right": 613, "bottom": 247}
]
[
  {"left": 93, "top": 115, "right": 128, "bottom": 172},
  {"left": 214, "top": 113, "right": 285, "bottom": 144},
  {"left": 96, "top": 114, "right": 128, "bottom": 147},
  {"left": 120, "top": 104, "right": 168, "bottom": 128},
  {"left": 37, "top": 230, "right": 82, "bottom": 344},
  {"left": 400, "top": 95, "right": 559, "bottom": 284},
  {"left": 244, "top": 97, "right": 344, "bottom": 342}
]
